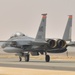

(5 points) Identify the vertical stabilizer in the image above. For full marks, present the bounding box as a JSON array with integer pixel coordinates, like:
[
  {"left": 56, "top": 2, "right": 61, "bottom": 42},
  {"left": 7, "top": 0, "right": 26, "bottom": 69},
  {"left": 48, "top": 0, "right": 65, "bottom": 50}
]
[
  {"left": 35, "top": 14, "right": 47, "bottom": 42},
  {"left": 63, "top": 15, "right": 72, "bottom": 41}
]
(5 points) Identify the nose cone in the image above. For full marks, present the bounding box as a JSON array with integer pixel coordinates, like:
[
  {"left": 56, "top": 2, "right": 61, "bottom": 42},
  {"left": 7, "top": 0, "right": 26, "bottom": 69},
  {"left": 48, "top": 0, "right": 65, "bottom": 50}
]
[{"left": 3, "top": 47, "right": 22, "bottom": 53}]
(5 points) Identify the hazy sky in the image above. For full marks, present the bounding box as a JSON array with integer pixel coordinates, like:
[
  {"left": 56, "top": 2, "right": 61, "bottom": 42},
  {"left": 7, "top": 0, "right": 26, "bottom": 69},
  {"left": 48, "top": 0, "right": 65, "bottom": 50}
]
[{"left": 0, "top": 0, "right": 75, "bottom": 40}]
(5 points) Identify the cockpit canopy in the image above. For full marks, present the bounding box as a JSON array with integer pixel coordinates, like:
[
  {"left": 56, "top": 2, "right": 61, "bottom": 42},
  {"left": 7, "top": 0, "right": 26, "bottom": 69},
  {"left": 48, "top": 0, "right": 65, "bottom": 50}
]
[{"left": 10, "top": 32, "right": 25, "bottom": 38}]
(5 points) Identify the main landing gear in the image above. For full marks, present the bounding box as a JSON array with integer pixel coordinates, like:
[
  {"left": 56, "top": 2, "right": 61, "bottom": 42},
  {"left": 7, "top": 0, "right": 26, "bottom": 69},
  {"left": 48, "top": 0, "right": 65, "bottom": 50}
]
[
  {"left": 19, "top": 53, "right": 30, "bottom": 62},
  {"left": 24, "top": 54, "right": 29, "bottom": 62},
  {"left": 45, "top": 52, "right": 50, "bottom": 62},
  {"left": 19, "top": 56, "right": 22, "bottom": 62},
  {"left": 45, "top": 55, "right": 50, "bottom": 62}
]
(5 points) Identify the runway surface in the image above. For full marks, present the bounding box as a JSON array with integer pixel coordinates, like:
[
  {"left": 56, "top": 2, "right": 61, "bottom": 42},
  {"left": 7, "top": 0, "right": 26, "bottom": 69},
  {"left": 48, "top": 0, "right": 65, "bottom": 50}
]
[{"left": 0, "top": 58, "right": 75, "bottom": 71}]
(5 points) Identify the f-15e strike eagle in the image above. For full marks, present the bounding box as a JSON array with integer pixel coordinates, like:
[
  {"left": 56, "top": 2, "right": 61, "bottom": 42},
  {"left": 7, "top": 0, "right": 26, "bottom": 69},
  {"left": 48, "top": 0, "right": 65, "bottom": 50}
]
[{"left": 0, "top": 14, "right": 73, "bottom": 62}]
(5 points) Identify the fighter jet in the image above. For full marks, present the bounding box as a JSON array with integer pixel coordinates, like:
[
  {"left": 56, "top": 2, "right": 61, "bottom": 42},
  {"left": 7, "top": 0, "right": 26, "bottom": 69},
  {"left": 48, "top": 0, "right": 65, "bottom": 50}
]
[{"left": 1, "top": 14, "right": 67, "bottom": 62}]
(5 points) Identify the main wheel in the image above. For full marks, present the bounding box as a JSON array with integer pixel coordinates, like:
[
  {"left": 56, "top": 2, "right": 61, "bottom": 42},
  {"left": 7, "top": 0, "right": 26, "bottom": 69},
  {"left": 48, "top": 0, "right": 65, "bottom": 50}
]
[
  {"left": 25, "top": 54, "right": 29, "bottom": 62},
  {"left": 45, "top": 55, "right": 50, "bottom": 62},
  {"left": 19, "top": 57, "right": 22, "bottom": 62}
]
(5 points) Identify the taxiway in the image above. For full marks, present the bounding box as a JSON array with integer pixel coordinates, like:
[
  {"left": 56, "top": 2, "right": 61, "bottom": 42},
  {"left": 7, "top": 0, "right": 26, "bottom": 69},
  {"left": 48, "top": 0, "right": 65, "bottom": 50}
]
[{"left": 0, "top": 58, "right": 75, "bottom": 71}]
